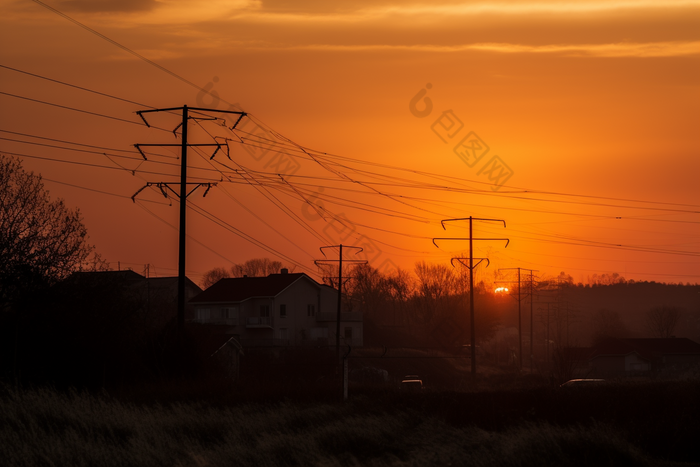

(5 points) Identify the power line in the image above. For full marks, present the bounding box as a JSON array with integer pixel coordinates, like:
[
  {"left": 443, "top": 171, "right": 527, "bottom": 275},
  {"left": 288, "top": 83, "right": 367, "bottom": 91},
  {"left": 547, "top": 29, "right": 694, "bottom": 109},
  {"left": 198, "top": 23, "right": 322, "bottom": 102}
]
[
  {"left": 0, "top": 136, "right": 143, "bottom": 161},
  {"left": 0, "top": 136, "right": 229, "bottom": 176},
  {"left": 6, "top": 1, "right": 696, "bottom": 280},
  {"left": 0, "top": 150, "right": 216, "bottom": 181},
  {"left": 0, "top": 129, "right": 184, "bottom": 163},
  {"left": 0, "top": 91, "right": 153, "bottom": 128},
  {"left": 188, "top": 201, "right": 317, "bottom": 275},
  {"left": 0, "top": 129, "right": 139, "bottom": 153},
  {"left": 25, "top": 0, "right": 694, "bottom": 218},
  {"left": 30, "top": 0, "right": 227, "bottom": 106},
  {"left": 0, "top": 64, "right": 155, "bottom": 109},
  {"left": 42, "top": 177, "right": 169, "bottom": 205},
  {"left": 135, "top": 200, "right": 241, "bottom": 270}
]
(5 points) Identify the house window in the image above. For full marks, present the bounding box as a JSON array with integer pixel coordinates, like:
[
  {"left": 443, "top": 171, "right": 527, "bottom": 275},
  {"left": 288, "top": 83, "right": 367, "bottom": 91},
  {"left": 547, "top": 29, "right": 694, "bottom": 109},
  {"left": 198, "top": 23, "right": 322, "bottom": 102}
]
[
  {"left": 280, "top": 304, "right": 287, "bottom": 318},
  {"left": 345, "top": 327, "right": 353, "bottom": 340},
  {"left": 307, "top": 304, "right": 315, "bottom": 317},
  {"left": 196, "top": 308, "right": 210, "bottom": 320},
  {"left": 260, "top": 305, "right": 270, "bottom": 317},
  {"left": 220, "top": 307, "right": 238, "bottom": 322},
  {"left": 279, "top": 328, "right": 288, "bottom": 340}
]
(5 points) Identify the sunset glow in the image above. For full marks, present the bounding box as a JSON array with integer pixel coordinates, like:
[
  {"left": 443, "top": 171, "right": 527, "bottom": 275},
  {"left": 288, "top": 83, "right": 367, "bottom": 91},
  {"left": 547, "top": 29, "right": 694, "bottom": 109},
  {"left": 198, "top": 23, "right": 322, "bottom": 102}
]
[{"left": 0, "top": 0, "right": 697, "bottom": 285}]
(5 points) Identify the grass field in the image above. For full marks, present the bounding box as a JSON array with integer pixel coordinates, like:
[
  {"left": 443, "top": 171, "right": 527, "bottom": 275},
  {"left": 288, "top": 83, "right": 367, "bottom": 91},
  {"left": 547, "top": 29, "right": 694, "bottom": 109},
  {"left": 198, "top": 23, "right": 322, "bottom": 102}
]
[{"left": 2, "top": 381, "right": 699, "bottom": 466}]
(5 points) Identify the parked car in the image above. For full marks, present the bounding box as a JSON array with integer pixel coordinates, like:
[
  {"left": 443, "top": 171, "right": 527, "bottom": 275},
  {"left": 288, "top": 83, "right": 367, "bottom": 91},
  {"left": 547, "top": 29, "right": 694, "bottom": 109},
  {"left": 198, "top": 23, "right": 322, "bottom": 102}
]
[
  {"left": 400, "top": 375, "right": 424, "bottom": 392},
  {"left": 559, "top": 378, "right": 606, "bottom": 388}
]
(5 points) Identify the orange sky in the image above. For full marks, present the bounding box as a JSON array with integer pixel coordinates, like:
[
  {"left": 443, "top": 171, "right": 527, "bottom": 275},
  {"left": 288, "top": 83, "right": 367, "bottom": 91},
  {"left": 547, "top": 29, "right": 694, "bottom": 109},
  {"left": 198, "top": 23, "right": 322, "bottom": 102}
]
[{"left": 1, "top": 0, "right": 698, "bottom": 285}]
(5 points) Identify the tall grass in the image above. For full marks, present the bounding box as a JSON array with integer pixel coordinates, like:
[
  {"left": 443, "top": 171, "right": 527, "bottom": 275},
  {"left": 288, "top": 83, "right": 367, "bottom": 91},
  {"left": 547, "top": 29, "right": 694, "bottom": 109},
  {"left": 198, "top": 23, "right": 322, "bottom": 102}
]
[{"left": 0, "top": 383, "right": 695, "bottom": 467}]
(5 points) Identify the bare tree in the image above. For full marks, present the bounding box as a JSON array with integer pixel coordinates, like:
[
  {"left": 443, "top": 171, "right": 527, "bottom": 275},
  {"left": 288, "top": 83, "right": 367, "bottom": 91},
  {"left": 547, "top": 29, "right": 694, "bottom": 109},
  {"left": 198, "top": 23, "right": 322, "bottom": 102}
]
[
  {"left": 200, "top": 258, "right": 286, "bottom": 288},
  {"left": 385, "top": 268, "right": 415, "bottom": 326},
  {"left": 646, "top": 306, "right": 682, "bottom": 338},
  {"left": 591, "top": 308, "right": 630, "bottom": 344},
  {"left": 200, "top": 267, "right": 231, "bottom": 289},
  {"left": 346, "top": 263, "right": 387, "bottom": 314},
  {"left": 232, "top": 258, "right": 283, "bottom": 278},
  {"left": 588, "top": 272, "right": 626, "bottom": 286},
  {"left": 0, "top": 155, "right": 94, "bottom": 311},
  {"left": 414, "top": 261, "right": 456, "bottom": 324}
]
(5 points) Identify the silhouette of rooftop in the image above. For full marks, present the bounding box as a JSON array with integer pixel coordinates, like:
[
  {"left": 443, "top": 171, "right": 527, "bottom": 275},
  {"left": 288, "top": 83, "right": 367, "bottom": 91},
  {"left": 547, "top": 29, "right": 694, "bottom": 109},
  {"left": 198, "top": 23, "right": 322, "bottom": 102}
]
[{"left": 190, "top": 272, "right": 323, "bottom": 303}]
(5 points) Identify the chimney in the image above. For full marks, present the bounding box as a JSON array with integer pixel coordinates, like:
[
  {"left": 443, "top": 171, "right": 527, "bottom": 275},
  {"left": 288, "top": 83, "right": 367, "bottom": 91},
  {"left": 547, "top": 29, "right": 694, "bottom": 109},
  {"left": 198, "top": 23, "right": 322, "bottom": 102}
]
[{"left": 280, "top": 268, "right": 288, "bottom": 274}]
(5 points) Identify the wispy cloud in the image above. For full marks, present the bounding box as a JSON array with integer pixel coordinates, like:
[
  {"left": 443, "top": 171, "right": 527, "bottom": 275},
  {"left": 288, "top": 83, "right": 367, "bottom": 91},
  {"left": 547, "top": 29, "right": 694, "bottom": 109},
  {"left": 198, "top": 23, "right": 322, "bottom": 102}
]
[
  {"left": 232, "top": 0, "right": 700, "bottom": 21},
  {"left": 285, "top": 41, "right": 700, "bottom": 58},
  {"left": 55, "top": 0, "right": 157, "bottom": 13},
  {"left": 13, "top": 0, "right": 700, "bottom": 59}
]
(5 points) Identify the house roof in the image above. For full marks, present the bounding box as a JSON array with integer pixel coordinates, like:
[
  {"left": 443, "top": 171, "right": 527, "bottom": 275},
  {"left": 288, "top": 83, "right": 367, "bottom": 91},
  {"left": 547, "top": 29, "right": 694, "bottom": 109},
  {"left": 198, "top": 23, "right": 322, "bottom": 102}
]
[
  {"left": 185, "top": 324, "right": 242, "bottom": 358},
  {"left": 620, "top": 338, "right": 700, "bottom": 355},
  {"left": 69, "top": 271, "right": 200, "bottom": 288},
  {"left": 561, "top": 346, "right": 595, "bottom": 362},
  {"left": 591, "top": 338, "right": 700, "bottom": 360},
  {"left": 141, "top": 276, "right": 202, "bottom": 294},
  {"left": 189, "top": 272, "right": 318, "bottom": 304},
  {"left": 69, "top": 270, "right": 145, "bottom": 283}
]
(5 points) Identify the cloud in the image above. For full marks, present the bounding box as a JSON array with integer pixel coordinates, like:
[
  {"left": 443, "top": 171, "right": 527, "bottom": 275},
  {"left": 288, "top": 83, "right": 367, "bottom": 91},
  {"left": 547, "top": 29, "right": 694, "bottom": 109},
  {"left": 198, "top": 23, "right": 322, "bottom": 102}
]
[
  {"left": 474, "top": 41, "right": 700, "bottom": 57},
  {"left": 14, "top": 0, "right": 699, "bottom": 61},
  {"left": 55, "top": 0, "right": 157, "bottom": 13},
  {"left": 173, "top": 39, "right": 699, "bottom": 58},
  {"left": 256, "top": 0, "right": 700, "bottom": 16}
]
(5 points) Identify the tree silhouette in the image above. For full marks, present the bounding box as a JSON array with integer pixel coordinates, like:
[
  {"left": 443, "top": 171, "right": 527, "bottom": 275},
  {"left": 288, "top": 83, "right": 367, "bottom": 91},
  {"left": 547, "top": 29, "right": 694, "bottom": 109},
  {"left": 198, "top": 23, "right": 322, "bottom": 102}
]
[
  {"left": 591, "top": 309, "right": 629, "bottom": 343},
  {"left": 414, "top": 261, "right": 457, "bottom": 324},
  {"left": 646, "top": 306, "right": 682, "bottom": 338},
  {"left": 0, "top": 155, "right": 95, "bottom": 312},
  {"left": 200, "top": 258, "right": 286, "bottom": 288}
]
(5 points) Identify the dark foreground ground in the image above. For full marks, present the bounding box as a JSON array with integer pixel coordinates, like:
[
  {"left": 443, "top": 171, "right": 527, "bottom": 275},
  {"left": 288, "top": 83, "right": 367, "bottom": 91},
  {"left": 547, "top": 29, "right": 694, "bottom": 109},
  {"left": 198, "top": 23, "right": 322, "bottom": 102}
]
[{"left": 2, "top": 379, "right": 699, "bottom": 467}]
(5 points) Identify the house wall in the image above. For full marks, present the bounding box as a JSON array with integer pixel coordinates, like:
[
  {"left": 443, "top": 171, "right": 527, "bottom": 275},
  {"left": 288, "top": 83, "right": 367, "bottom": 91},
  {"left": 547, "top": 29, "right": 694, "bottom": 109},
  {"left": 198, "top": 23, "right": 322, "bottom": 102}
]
[
  {"left": 316, "top": 286, "right": 364, "bottom": 347},
  {"left": 624, "top": 353, "right": 649, "bottom": 371},
  {"left": 591, "top": 353, "right": 650, "bottom": 375},
  {"left": 273, "top": 277, "right": 322, "bottom": 346},
  {"left": 662, "top": 354, "right": 700, "bottom": 368},
  {"left": 272, "top": 280, "right": 364, "bottom": 347},
  {"left": 590, "top": 355, "right": 625, "bottom": 374},
  {"left": 191, "top": 277, "right": 363, "bottom": 348}
]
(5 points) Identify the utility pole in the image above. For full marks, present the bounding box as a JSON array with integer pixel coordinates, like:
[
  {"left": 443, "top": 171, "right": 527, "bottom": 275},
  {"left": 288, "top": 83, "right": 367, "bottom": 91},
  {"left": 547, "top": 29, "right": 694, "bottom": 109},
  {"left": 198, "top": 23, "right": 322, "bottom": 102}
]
[
  {"left": 534, "top": 300, "right": 557, "bottom": 365},
  {"left": 497, "top": 267, "right": 537, "bottom": 371},
  {"left": 132, "top": 105, "right": 246, "bottom": 340},
  {"left": 450, "top": 254, "right": 490, "bottom": 370},
  {"left": 314, "top": 245, "right": 366, "bottom": 360},
  {"left": 529, "top": 270, "right": 534, "bottom": 373},
  {"left": 433, "top": 217, "right": 508, "bottom": 378},
  {"left": 546, "top": 302, "right": 550, "bottom": 363}
]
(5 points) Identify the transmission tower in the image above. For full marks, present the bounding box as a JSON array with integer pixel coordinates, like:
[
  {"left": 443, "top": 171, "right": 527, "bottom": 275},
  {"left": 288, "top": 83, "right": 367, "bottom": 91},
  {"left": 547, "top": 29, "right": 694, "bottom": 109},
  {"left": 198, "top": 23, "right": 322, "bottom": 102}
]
[
  {"left": 132, "top": 105, "right": 246, "bottom": 339},
  {"left": 314, "top": 244, "right": 366, "bottom": 360},
  {"left": 497, "top": 267, "right": 537, "bottom": 371},
  {"left": 433, "top": 216, "right": 508, "bottom": 378}
]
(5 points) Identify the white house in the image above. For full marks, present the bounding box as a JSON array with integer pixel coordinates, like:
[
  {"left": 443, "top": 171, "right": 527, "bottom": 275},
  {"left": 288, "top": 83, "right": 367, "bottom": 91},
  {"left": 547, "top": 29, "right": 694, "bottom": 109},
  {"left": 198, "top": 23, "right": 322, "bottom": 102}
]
[{"left": 188, "top": 269, "right": 363, "bottom": 348}]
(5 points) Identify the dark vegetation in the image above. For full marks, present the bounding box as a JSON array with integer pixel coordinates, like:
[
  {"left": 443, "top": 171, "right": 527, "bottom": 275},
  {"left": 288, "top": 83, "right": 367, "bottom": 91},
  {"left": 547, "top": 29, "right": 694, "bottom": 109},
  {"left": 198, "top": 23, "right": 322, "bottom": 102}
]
[{"left": 2, "top": 379, "right": 699, "bottom": 466}]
